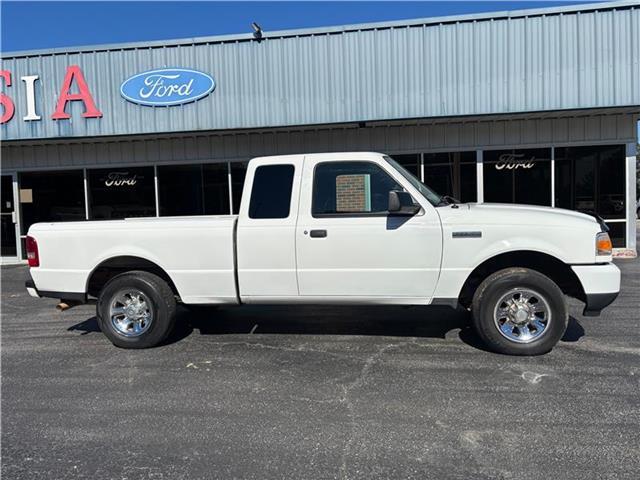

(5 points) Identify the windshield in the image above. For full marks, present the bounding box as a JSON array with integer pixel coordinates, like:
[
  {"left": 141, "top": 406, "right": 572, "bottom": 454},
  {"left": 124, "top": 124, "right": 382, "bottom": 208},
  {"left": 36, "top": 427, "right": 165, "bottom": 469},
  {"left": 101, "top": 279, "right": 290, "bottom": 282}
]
[{"left": 384, "top": 156, "right": 442, "bottom": 206}]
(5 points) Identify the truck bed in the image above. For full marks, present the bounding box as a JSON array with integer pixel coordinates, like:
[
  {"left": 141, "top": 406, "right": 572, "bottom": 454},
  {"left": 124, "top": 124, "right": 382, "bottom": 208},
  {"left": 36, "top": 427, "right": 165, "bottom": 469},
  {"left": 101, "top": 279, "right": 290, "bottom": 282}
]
[{"left": 29, "top": 215, "right": 240, "bottom": 304}]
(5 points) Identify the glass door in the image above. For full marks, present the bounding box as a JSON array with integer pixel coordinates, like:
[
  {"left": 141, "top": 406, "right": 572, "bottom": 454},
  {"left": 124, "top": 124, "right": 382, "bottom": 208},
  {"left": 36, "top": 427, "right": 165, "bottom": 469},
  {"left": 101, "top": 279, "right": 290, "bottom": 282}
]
[{"left": 1, "top": 174, "right": 19, "bottom": 261}]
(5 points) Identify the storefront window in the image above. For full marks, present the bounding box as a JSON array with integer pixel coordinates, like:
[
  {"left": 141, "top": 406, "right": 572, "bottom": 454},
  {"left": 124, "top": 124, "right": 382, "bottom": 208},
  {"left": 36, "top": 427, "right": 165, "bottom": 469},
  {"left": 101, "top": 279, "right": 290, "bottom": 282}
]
[
  {"left": 459, "top": 160, "right": 477, "bottom": 203},
  {"left": 19, "top": 170, "right": 85, "bottom": 234},
  {"left": 604, "top": 223, "right": 626, "bottom": 248},
  {"left": 88, "top": 167, "right": 155, "bottom": 220},
  {"left": 230, "top": 161, "right": 248, "bottom": 214},
  {"left": 392, "top": 154, "right": 420, "bottom": 178},
  {"left": 555, "top": 144, "right": 626, "bottom": 247},
  {"left": 158, "top": 163, "right": 230, "bottom": 216},
  {"left": 203, "top": 163, "right": 230, "bottom": 215},
  {"left": 483, "top": 148, "right": 551, "bottom": 206},
  {"left": 423, "top": 152, "right": 477, "bottom": 203},
  {"left": 158, "top": 164, "right": 205, "bottom": 216}
]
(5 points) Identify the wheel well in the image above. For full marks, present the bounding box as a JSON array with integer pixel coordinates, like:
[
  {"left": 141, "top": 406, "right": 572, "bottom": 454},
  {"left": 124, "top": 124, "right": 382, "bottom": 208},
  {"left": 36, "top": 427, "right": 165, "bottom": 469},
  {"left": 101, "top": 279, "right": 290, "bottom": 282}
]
[
  {"left": 458, "top": 251, "right": 585, "bottom": 308},
  {"left": 86, "top": 256, "right": 179, "bottom": 299}
]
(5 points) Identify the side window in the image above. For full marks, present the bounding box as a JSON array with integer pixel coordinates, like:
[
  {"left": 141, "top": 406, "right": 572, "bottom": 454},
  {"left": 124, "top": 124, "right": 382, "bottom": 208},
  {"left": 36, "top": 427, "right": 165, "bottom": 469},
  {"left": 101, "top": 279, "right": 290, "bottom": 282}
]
[
  {"left": 312, "top": 161, "right": 404, "bottom": 216},
  {"left": 249, "top": 164, "right": 295, "bottom": 219}
]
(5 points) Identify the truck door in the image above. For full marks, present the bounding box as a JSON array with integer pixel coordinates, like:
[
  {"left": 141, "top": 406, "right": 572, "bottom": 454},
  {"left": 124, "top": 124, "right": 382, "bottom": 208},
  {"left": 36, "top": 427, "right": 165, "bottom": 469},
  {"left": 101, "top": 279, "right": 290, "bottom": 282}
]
[
  {"left": 236, "top": 156, "right": 303, "bottom": 301},
  {"left": 295, "top": 156, "right": 442, "bottom": 302}
]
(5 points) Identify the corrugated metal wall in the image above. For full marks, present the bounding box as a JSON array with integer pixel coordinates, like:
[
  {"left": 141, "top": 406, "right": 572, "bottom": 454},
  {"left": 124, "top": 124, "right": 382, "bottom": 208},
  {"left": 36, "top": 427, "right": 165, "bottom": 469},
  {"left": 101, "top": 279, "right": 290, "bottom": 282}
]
[
  {"left": 2, "top": 113, "right": 636, "bottom": 171},
  {"left": 1, "top": 4, "right": 638, "bottom": 142}
]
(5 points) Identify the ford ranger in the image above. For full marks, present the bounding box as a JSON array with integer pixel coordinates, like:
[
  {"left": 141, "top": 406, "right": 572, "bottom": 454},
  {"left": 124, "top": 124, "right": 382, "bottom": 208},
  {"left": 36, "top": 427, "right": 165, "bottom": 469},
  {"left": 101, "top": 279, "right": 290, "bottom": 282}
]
[{"left": 25, "top": 152, "right": 621, "bottom": 355}]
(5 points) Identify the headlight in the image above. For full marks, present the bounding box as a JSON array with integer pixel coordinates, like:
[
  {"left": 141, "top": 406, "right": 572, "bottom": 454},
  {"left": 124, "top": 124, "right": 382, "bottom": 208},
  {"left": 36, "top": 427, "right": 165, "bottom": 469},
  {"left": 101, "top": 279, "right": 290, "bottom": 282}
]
[{"left": 596, "top": 232, "right": 612, "bottom": 256}]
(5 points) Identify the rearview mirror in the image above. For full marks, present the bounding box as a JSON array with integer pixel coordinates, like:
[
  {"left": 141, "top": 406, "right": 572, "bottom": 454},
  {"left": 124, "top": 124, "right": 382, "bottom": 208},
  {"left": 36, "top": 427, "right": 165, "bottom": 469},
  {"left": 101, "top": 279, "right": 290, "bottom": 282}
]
[{"left": 388, "top": 190, "right": 420, "bottom": 215}]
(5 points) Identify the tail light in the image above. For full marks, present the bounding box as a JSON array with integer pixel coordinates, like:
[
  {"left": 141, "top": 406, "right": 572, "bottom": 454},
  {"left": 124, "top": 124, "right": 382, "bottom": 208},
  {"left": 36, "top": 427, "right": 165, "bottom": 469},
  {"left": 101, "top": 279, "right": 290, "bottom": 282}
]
[{"left": 26, "top": 235, "right": 39, "bottom": 267}]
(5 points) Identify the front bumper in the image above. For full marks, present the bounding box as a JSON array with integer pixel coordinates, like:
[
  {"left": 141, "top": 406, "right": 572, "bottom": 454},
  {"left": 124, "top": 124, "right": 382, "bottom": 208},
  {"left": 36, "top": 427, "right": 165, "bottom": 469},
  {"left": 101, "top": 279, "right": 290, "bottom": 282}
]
[
  {"left": 583, "top": 291, "right": 619, "bottom": 317},
  {"left": 571, "top": 263, "right": 621, "bottom": 316}
]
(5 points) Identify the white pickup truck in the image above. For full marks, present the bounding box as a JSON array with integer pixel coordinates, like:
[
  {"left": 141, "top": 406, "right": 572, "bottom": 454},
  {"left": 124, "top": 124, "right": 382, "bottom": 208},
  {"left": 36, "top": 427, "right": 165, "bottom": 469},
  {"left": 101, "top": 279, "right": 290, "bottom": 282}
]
[{"left": 25, "top": 152, "right": 620, "bottom": 355}]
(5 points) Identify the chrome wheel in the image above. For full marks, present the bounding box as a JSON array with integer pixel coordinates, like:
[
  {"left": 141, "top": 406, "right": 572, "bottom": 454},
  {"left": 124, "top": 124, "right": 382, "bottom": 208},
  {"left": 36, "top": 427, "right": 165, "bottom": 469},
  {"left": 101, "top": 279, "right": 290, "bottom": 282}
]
[
  {"left": 493, "top": 288, "right": 551, "bottom": 344},
  {"left": 109, "top": 290, "right": 153, "bottom": 337}
]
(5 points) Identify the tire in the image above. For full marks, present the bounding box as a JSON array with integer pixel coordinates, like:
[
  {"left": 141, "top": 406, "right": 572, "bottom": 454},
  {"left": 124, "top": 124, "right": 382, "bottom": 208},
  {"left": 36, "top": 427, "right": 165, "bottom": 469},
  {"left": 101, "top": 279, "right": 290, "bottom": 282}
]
[
  {"left": 471, "top": 267, "right": 568, "bottom": 355},
  {"left": 96, "top": 271, "right": 177, "bottom": 349}
]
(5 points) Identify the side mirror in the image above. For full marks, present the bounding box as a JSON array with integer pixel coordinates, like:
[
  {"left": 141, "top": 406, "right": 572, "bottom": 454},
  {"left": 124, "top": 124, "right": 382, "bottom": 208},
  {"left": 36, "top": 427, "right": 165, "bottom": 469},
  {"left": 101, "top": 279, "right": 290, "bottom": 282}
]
[
  {"left": 388, "top": 190, "right": 402, "bottom": 212},
  {"left": 388, "top": 190, "right": 420, "bottom": 215}
]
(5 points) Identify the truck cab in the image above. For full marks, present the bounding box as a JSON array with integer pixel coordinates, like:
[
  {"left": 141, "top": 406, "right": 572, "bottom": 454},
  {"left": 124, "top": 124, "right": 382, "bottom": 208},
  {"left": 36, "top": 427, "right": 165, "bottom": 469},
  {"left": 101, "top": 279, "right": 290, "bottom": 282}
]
[{"left": 237, "top": 152, "right": 443, "bottom": 303}]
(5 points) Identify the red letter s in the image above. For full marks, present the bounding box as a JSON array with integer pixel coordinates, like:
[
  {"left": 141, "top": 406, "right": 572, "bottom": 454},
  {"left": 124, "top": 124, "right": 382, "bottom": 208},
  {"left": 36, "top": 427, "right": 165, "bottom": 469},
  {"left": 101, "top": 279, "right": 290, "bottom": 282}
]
[
  {"left": 51, "top": 65, "right": 102, "bottom": 120},
  {"left": 0, "top": 70, "right": 15, "bottom": 124}
]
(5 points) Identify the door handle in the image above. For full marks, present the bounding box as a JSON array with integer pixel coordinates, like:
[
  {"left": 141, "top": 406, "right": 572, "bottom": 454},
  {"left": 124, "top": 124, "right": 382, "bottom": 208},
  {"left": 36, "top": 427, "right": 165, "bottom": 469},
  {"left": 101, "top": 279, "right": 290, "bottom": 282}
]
[{"left": 309, "top": 229, "right": 327, "bottom": 238}]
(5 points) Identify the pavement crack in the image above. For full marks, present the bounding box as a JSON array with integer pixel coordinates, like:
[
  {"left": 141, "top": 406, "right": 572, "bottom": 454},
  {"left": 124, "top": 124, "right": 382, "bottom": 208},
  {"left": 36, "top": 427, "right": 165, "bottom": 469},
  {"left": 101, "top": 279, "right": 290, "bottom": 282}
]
[
  {"left": 198, "top": 340, "right": 354, "bottom": 360},
  {"left": 563, "top": 338, "right": 640, "bottom": 356},
  {"left": 521, "top": 371, "right": 549, "bottom": 384},
  {"left": 338, "top": 342, "right": 404, "bottom": 480},
  {"left": 289, "top": 395, "right": 342, "bottom": 405}
]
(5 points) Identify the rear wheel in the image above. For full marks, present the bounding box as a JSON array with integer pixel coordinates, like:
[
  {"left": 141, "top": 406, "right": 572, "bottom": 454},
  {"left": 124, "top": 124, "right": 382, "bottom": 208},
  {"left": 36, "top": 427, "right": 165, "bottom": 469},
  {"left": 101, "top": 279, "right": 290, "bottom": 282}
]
[
  {"left": 97, "top": 271, "right": 176, "bottom": 349},
  {"left": 471, "top": 268, "right": 568, "bottom": 355}
]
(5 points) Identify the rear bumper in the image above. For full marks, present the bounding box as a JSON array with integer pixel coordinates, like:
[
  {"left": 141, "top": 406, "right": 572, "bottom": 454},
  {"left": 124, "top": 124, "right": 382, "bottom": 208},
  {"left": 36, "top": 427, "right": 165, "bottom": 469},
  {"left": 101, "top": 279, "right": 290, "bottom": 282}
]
[
  {"left": 571, "top": 263, "right": 621, "bottom": 316},
  {"left": 25, "top": 276, "right": 86, "bottom": 302},
  {"left": 25, "top": 278, "right": 40, "bottom": 298}
]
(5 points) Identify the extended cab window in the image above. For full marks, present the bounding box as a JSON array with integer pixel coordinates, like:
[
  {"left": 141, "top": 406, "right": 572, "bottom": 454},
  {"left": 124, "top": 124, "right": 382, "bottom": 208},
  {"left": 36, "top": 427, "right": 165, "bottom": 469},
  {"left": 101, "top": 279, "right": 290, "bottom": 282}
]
[
  {"left": 312, "top": 161, "right": 403, "bottom": 216},
  {"left": 249, "top": 164, "right": 295, "bottom": 219}
]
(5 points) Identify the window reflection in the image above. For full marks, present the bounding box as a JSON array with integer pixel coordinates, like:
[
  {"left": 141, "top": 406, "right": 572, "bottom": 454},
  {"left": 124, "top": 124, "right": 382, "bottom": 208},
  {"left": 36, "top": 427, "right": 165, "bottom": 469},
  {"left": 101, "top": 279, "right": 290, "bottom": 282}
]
[
  {"left": 88, "top": 167, "right": 155, "bottom": 219},
  {"left": 313, "top": 161, "right": 403, "bottom": 215},
  {"left": 483, "top": 148, "right": 551, "bottom": 206}
]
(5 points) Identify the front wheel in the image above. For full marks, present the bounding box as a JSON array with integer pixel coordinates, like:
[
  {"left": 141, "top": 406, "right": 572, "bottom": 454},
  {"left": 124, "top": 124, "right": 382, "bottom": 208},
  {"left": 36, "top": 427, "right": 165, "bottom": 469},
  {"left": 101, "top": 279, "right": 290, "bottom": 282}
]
[
  {"left": 97, "top": 271, "right": 177, "bottom": 349},
  {"left": 471, "top": 268, "right": 568, "bottom": 355}
]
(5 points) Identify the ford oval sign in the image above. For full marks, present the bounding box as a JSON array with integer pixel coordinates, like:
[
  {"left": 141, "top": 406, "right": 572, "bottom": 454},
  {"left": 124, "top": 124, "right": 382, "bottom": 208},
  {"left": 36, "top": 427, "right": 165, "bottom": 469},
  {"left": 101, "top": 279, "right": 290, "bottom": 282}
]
[{"left": 120, "top": 68, "right": 215, "bottom": 107}]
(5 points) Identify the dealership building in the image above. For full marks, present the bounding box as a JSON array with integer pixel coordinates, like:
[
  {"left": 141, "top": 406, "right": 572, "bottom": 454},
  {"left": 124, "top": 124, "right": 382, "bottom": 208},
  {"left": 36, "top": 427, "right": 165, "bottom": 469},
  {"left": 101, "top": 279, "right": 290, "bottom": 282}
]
[{"left": 1, "top": 0, "right": 638, "bottom": 263}]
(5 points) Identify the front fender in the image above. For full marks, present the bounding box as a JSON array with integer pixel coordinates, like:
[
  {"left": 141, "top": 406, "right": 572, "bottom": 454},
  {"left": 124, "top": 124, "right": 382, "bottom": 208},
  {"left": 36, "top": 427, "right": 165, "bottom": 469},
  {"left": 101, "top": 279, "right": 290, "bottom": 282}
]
[{"left": 432, "top": 229, "right": 583, "bottom": 300}]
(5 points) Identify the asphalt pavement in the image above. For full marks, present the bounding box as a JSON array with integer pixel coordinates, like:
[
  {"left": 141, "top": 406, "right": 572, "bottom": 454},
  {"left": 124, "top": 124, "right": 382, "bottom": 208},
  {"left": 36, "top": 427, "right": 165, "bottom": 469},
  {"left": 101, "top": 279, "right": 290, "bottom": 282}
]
[{"left": 1, "top": 254, "right": 639, "bottom": 479}]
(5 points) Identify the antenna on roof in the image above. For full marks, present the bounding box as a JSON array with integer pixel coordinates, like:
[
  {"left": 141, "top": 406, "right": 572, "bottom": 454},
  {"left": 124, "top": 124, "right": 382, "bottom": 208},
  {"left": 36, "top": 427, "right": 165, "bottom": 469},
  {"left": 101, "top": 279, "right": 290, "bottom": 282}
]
[{"left": 251, "top": 22, "right": 263, "bottom": 41}]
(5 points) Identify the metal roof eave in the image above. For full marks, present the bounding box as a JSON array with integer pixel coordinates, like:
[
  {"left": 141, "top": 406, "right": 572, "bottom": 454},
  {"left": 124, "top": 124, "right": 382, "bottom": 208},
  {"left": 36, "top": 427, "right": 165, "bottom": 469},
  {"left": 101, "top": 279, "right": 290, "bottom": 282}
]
[
  {"left": 2, "top": 106, "right": 637, "bottom": 147},
  {"left": 1, "top": 0, "right": 636, "bottom": 59}
]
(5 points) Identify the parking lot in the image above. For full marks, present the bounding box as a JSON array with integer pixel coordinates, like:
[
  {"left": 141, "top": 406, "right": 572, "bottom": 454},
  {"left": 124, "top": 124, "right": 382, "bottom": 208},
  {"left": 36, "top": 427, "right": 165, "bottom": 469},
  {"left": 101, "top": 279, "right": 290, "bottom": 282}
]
[{"left": 2, "top": 254, "right": 639, "bottom": 480}]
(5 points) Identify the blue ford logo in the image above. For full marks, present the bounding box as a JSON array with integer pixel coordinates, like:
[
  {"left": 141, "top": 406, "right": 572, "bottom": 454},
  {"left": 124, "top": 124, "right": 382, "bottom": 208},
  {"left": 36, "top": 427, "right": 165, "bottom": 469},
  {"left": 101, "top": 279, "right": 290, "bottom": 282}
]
[{"left": 120, "top": 68, "right": 215, "bottom": 106}]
